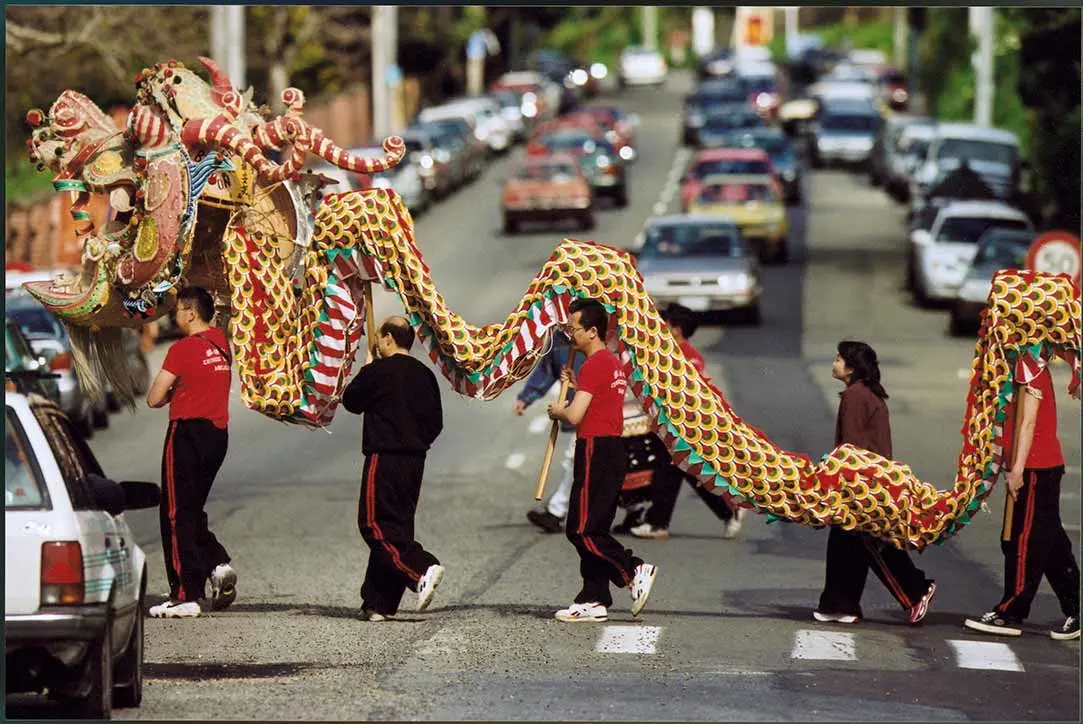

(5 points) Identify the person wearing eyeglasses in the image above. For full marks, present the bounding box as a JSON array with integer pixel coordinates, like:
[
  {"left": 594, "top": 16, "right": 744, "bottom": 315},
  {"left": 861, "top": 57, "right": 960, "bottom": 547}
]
[
  {"left": 513, "top": 331, "right": 585, "bottom": 534},
  {"left": 145, "top": 287, "right": 237, "bottom": 619},
  {"left": 546, "top": 298, "right": 658, "bottom": 622}
]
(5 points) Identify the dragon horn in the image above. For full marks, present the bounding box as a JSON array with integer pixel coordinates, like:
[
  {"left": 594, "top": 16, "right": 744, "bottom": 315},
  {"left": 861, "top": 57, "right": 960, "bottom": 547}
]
[{"left": 198, "top": 56, "right": 235, "bottom": 103}]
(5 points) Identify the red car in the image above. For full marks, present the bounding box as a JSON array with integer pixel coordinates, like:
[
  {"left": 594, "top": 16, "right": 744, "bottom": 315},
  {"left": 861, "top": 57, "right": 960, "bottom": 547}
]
[
  {"left": 501, "top": 154, "right": 594, "bottom": 234},
  {"left": 568, "top": 106, "right": 638, "bottom": 161},
  {"left": 526, "top": 125, "right": 605, "bottom": 158},
  {"left": 679, "top": 147, "right": 782, "bottom": 211}
]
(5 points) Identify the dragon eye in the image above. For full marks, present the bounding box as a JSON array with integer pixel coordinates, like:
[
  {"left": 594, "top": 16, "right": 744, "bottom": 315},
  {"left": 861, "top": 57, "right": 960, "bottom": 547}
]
[
  {"left": 173, "top": 75, "right": 183, "bottom": 85},
  {"left": 54, "top": 147, "right": 63, "bottom": 156}
]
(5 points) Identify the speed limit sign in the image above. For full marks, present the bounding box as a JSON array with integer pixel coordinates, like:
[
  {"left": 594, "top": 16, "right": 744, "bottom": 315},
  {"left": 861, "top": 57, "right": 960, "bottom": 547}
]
[{"left": 1027, "top": 230, "right": 1081, "bottom": 287}]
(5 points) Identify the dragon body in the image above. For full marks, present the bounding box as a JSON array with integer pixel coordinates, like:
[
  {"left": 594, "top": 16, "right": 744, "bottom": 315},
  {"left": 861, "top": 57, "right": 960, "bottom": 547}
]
[{"left": 22, "top": 59, "right": 1081, "bottom": 551}]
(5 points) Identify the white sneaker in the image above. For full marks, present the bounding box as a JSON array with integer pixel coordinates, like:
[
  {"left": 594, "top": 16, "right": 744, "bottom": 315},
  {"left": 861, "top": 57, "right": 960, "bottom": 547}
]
[
  {"left": 416, "top": 564, "right": 445, "bottom": 612},
  {"left": 209, "top": 563, "right": 237, "bottom": 611},
  {"left": 555, "top": 602, "right": 608, "bottom": 623},
  {"left": 721, "top": 517, "right": 742, "bottom": 539},
  {"left": 629, "top": 563, "right": 658, "bottom": 617},
  {"left": 813, "top": 610, "right": 860, "bottom": 624},
  {"left": 149, "top": 600, "right": 202, "bottom": 618},
  {"left": 630, "top": 523, "right": 670, "bottom": 540}
]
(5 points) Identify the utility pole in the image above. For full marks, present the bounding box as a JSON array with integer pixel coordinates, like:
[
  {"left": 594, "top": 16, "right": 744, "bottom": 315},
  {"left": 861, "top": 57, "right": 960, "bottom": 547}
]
[
  {"left": 970, "top": 6, "right": 995, "bottom": 127},
  {"left": 385, "top": 6, "right": 404, "bottom": 133},
  {"left": 692, "top": 7, "right": 715, "bottom": 57},
  {"left": 784, "top": 7, "right": 799, "bottom": 56},
  {"left": 209, "top": 6, "right": 246, "bottom": 90},
  {"left": 371, "top": 6, "right": 390, "bottom": 139},
  {"left": 642, "top": 6, "right": 658, "bottom": 50},
  {"left": 893, "top": 7, "right": 908, "bottom": 69}
]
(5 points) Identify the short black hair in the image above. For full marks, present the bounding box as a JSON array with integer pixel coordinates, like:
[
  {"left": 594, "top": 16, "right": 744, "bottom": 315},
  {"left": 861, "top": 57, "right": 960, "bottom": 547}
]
[
  {"left": 177, "top": 286, "right": 215, "bottom": 323},
  {"left": 662, "top": 303, "right": 698, "bottom": 339},
  {"left": 569, "top": 298, "right": 608, "bottom": 338},
  {"left": 380, "top": 318, "right": 415, "bottom": 351}
]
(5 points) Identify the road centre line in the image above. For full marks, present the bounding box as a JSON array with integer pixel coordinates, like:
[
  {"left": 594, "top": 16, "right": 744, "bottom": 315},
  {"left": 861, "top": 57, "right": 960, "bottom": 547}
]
[
  {"left": 594, "top": 625, "right": 662, "bottom": 654},
  {"left": 504, "top": 452, "right": 526, "bottom": 470},
  {"left": 528, "top": 415, "right": 550, "bottom": 434},
  {"left": 947, "top": 639, "right": 1024, "bottom": 672},
  {"left": 790, "top": 629, "right": 856, "bottom": 661}
]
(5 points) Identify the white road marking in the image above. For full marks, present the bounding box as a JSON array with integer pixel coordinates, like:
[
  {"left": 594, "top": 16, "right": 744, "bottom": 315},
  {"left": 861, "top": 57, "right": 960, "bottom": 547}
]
[
  {"left": 528, "top": 415, "right": 550, "bottom": 434},
  {"left": 594, "top": 625, "right": 662, "bottom": 654},
  {"left": 1064, "top": 523, "right": 1081, "bottom": 532},
  {"left": 653, "top": 201, "right": 668, "bottom": 215},
  {"left": 504, "top": 452, "right": 526, "bottom": 470},
  {"left": 790, "top": 629, "right": 856, "bottom": 661},
  {"left": 956, "top": 368, "right": 971, "bottom": 380},
  {"left": 1065, "top": 465, "right": 1081, "bottom": 475},
  {"left": 948, "top": 639, "right": 1024, "bottom": 672}
]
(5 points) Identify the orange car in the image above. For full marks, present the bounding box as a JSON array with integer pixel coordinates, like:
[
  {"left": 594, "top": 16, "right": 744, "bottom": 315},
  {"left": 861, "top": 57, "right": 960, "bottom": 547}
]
[{"left": 501, "top": 155, "right": 594, "bottom": 234}]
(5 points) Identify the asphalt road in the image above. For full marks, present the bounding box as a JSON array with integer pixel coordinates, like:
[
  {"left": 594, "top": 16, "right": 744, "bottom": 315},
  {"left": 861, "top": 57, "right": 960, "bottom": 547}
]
[{"left": 18, "top": 71, "right": 1079, "bottom": 721}]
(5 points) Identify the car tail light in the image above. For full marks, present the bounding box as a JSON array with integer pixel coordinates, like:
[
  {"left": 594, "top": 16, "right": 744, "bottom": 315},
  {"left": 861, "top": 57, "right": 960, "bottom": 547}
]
[
  {"left": 526, "top": 142, "right": 545, "bottom": 156},
  {"left": 48, "top": 352, "right": 73, "bottom": 372},
  {"left": 604, "top": 164, "right": 620, "bottom": 177},
  {"left": 41, "top": 541, "right": 84, "bottom": 605}
]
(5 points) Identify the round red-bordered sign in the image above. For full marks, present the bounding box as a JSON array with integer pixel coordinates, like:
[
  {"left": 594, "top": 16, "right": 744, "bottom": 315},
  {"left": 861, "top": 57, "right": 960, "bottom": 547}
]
[{"left": 1026, "top": 230, "right": 1081, "bottom": 287}]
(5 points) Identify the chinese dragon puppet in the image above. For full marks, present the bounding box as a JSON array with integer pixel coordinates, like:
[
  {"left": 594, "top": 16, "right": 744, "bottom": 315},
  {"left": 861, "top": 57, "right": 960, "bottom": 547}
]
[{"left": 23, "top": 58, "right": 1081, "bottom": 551}]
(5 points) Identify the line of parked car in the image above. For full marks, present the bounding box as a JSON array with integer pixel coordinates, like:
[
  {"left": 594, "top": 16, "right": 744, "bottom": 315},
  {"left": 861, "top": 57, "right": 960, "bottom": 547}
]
[
  {"left": 6, "top": 274, "right": 151, "bottom": 441},
  {"left": 771, "top": 44, "right": 1037, "bottom": 338}
]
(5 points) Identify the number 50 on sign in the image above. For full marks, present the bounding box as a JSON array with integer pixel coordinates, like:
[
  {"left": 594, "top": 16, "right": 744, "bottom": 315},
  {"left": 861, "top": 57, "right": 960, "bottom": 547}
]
[{"left": 1027, "top": 230, "right": 1081, "bottom": 287}]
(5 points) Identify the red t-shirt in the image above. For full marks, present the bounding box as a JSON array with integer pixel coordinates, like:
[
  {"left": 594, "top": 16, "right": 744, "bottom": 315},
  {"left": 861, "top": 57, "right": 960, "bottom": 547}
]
[
  {"left": 576, "top": 348, "right": 627, "bottom": 438},
  {"left": 162, "top": 328, "right": 232, "bottom": 429},
  {"left": 679, "top": 340, "right": 706, "bottom": 375},
  {"left": 1003, "top": 356, "right": 1062, "bottom": 469}
]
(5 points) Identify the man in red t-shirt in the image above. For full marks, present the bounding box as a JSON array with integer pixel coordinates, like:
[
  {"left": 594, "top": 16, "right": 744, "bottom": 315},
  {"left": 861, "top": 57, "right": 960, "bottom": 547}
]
[
  {"left": 630, "top": 303, "right": 743, "bottom": 540},
  {"left": 965, "top": 350, "right": 1080, "bottom": 640},
  {"left": 144, "top": 287, "right": 236, "bottom": 619},
  {"left": 547, "top": 298, "right": 658, "bottom": 622}
]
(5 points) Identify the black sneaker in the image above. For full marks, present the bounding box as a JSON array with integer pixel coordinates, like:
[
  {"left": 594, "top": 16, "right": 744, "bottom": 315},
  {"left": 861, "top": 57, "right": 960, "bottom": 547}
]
[
  {"left": 527, "top": 510, "right": 562, "bottom": 534},
  {"left": 1051, "top": 615, "right": 1080, "bottom": 641},
  {"left": 964, "top": 611, "right": 1023, "bottom": 637}
]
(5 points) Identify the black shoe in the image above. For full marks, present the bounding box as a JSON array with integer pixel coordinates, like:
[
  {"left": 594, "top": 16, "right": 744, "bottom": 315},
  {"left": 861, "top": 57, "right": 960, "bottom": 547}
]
[
  {"left": 964, "top": 610, "right": 1023, "bottom": 637},
  {"left": 612, "top": 512, "right": 645, "bottom": 535},
  {"left": 1051, "top": 615, "right": 1080, "bottom": 641},
  {"left": 527, "top": 510, "right": 563, "bottom": 534}
]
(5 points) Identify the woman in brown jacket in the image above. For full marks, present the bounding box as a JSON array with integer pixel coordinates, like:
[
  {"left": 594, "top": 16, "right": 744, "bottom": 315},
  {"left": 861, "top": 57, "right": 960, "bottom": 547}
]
[{"left": 814, "top": 341, "right": 937, "bottom": 625}]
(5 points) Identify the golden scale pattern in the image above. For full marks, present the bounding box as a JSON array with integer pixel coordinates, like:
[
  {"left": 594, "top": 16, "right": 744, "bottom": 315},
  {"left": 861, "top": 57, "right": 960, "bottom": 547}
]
[{"left": 228, "top": 179, "right": 1079, "bottom": 550}]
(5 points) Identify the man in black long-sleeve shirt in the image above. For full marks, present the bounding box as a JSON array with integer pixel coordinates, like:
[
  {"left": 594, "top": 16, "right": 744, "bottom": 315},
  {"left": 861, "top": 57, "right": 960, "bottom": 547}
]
[{"left": 342, "top": 316, "right": 445, "bottom": 621}]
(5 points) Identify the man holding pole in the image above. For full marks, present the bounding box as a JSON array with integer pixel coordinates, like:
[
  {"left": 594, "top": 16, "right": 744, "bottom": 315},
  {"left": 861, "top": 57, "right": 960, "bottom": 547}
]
[
  {"left": 546, "top": 298, "right": 658, "bottom": 622},
  {"left": 515, "top": 332, "right": 583, "bottom": 534},
  {"left": 964, "top": 349, "right": 1080, "bottom": 639},
  {"left": 342, "top": 315, "right": 445, "bottom": 621}
]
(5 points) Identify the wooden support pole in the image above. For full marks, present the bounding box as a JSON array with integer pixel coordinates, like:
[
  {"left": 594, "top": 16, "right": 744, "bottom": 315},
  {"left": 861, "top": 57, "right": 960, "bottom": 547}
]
[
  {"left": 534, "top": 349, "right": 577, "bottom": 501},
  {"left": 363, "top": 281, "right": 377, "bottom": 354}
]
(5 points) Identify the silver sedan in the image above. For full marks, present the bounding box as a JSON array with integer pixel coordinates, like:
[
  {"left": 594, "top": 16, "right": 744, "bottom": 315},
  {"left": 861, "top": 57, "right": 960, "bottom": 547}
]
[{"left": 633, "top": 215, "right": 762, "bottom": 325}]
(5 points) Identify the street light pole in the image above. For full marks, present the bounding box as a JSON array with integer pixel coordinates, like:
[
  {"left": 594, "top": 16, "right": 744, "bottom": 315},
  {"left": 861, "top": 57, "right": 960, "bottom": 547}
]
[
  {"left": 209, "top": 6, "right": 246, "bottom": 90},
  {"left": 371, "top": 6, "right": 390, "bottom": 139},
  {"left": 970, "top": 6, "right": 994, "bottom": 127},
  {"left": 642, "top": 6, "right": 658, "bottom": 51}
]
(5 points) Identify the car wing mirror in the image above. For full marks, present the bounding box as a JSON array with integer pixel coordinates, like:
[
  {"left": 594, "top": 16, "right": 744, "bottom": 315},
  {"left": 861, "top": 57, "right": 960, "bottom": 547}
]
[
  {"left": 912, "top": 229, "right": 932, "bottom": 246},
  {"left": 86, "top": 473, "right": 125, "bottom": 516},
  {"left": 120, "top": 481, "right": 162, "bottom": 511}
]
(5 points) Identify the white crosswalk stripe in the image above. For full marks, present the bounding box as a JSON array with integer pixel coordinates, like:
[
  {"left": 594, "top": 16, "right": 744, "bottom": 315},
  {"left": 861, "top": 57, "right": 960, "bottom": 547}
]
[
  {"left": 947, "top": 639, "right": 1025, "bottom": 672},
  {"left": 790, "top": 629, "right": 856, "bottom": 661},
  {"left": 595, "top": 625, "right": 662, "bottom": 654}
]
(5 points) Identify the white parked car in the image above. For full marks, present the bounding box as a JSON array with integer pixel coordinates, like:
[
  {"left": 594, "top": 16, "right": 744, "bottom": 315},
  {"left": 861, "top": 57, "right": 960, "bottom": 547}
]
[
  {"left": 418, "top": 100, "right": 512, "bottom": 154},
  {"left": 911, "top": 123, "right": 1021, "bottom": 205},
  {"left": 5, "top": 391, "right": 159, "bottom": 718},
  {"left": 909, "top": 200, "right": 1032, "bottom": 306},
  {"left": 618, "top": 46, "right": 668, "bottom": 87}
]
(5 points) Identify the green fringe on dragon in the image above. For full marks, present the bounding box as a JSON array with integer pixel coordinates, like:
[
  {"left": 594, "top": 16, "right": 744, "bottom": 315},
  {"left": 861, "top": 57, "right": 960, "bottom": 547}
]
[{"left": 21, "top": 58, "right": 1081, "bottom": 552}]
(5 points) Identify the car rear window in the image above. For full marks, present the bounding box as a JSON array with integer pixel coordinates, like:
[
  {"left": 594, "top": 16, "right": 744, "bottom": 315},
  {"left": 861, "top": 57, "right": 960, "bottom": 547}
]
[
  {"left": 542, "top": 134, "right": 594, "bottom": 154},
  {"left": 938, "top": 217, "right": 1029, "bottom": 244},
  {"left": 643, "top": 225, "right": 743, "bottom": 258},
  {"left": 822, "top": 114, "right": 879, "bottom": 131},
  {"left": 31, "top": 403, "right": 102, "bottom": 510},
  {"left": 697, "top": 183, "right": 776, "bottom": 204},
  {"left": 5, "top": 408, "right": 50, "bottom": 510},
  {"left": 936, "top": 139, "right": 1017, "bottom": 166},
  {"left": 693, "top": 159, "right": 770, "bottom": 177},
  {"left": 515, "top": 164, "right": 579, "bottom": 181},
  {"left": 8, "top": 305, "right": 64, "bottom": 339}
]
